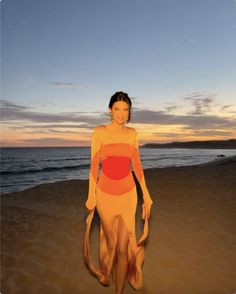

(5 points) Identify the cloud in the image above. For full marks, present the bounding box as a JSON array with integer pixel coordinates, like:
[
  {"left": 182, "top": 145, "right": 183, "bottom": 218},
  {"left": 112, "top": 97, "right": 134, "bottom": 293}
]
[
  {"left": 180, "top": 92, "right": 217, "bottom": 115},
  {"left": 1, "top": 93, "right": 236, "bottom": 134},
  {"left": 187, "top": 130, "right": 234, "bottom": 136},
  {"left": 20, "top": 137, "right": 69, "bottom": 143},
  {"left": 131, "top": 109, "right": 236, "bottom": 129},
  {"left": 25, "top": 129, "right": 92, "bottom": 135},
  {"left": 0, "top": 99, "right": 29, "bottom": 110},
  {"left": 47, "top": 81, "right": 80, "bottom": 87},
  {"left": 10, "top": 123, "right": 92, "bottom": 129},
  {"left": 164, "top": 105, "right": 178, "bottom": 112},
  {"left": 34, "top": 99, "right": 57, "bottom": 108},
  {"left": 130, "top": 96, "right": 142, "bottom": 104},
  {"left": 220, "top": 104, "right": 235, "bottom": 111},
  {"left": 0, "top": 99, "right": 106, "bottom": 126}
]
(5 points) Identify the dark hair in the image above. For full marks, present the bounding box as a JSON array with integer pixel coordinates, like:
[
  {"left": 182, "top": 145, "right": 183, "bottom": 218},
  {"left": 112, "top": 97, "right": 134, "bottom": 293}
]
[{"left": 108, "top": 91, "right": 132, "bottom": 123}]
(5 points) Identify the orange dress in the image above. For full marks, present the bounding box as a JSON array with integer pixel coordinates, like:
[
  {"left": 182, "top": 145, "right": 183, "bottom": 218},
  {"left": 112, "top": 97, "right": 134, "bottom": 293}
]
[{"left": 83, "top": 125, "right": 153, "bottom": 290}]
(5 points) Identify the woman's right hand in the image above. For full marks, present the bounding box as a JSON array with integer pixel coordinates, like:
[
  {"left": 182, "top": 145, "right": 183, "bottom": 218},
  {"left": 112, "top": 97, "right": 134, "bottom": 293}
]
[{"left": 85, "top": 198, "right": 96, "bottom": 211}]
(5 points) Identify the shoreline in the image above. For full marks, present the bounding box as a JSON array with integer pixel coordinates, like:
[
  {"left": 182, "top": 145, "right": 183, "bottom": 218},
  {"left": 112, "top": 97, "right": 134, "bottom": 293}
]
[{"left": 1, "top": 155, "right": 236, "bottom": 197}]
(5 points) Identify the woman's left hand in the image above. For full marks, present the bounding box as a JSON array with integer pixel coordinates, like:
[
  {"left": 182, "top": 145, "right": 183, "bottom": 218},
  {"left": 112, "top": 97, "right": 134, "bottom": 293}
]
[{"left": 141, "top": 199, "right": 153, "bottom": 220}]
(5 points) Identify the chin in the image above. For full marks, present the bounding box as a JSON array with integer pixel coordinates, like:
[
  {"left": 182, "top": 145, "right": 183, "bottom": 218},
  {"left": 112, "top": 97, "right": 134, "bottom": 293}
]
[{"left": 115, "top": 120, "right": 124, "bottom": 124}]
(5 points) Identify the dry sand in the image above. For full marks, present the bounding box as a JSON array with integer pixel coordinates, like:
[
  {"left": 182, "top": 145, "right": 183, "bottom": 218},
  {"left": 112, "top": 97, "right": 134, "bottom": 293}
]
[{"left": 1, "top": 156, "right": 236, "bottom": 294}]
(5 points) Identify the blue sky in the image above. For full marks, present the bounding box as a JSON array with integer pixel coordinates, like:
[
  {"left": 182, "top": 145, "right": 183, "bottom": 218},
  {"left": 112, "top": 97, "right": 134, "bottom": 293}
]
[{"left": 1, "top": 0, "right": 236, "bottom": 146}]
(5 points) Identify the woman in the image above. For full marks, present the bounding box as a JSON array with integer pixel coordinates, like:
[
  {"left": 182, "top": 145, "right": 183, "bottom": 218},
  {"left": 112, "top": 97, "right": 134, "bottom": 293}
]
[{"left": 84, "top": 91, "right": 153, "bottom": 294}]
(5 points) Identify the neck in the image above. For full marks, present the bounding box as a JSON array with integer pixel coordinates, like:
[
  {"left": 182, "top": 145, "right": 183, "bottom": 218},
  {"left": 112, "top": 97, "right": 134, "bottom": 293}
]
[{"left": 109, "top": 121, "right": 126, "bottom": 130}]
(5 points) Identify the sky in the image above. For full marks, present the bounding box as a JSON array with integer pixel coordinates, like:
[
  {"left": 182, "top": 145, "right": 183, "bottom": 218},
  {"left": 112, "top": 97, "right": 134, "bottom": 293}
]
[{"left": 1, "top": 0, "right": 236, "bottom": 147}]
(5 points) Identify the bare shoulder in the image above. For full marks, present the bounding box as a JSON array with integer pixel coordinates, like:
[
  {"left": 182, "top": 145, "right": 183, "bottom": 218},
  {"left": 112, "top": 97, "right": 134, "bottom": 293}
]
[
  {"left": 94, "top": 125, "right": 105, "bottom": 131},
  {"left": 94, "top": 125, "right": 106, "bottom": 131},
  {"left": 92, "top": 125, "right": 105, "bottom": 137},
  {"left": 127, "top": 126, "right": 137, "bottom": 135}
]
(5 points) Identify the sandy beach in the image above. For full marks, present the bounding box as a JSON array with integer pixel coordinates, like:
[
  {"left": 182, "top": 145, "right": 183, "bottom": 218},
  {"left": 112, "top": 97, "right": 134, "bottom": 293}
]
[{"left": 1, "top": 156, "right": 236, "bottom": 294}]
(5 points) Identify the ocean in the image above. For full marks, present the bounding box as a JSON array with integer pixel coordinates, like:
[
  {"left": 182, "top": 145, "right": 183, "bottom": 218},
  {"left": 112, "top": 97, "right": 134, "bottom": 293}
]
[{"left": 1, "top": 147, "right": 236, "bottom": 195}]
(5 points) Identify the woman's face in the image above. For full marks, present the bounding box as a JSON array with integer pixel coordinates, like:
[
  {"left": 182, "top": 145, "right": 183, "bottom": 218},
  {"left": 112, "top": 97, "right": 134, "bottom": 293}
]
[{"left": 109, "top": 101, "right": 129, "bottom": 125}]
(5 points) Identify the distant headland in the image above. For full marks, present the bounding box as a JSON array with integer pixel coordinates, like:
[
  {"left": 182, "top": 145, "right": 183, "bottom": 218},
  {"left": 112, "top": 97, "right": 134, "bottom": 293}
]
[{"left": 141, "top": 139, "right": 236, "bottom": 149}]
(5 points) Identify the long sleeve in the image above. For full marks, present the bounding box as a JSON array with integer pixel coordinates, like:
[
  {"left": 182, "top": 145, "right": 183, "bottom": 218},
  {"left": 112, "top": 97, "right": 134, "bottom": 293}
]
[
  {"left": 85, "top": 126, "right": 102, "bottom": 211},
  {"left": 131, "top": 129, "right": 153, "bottom": 206}
]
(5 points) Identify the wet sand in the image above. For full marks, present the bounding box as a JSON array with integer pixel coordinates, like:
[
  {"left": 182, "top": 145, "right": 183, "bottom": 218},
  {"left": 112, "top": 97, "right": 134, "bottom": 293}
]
[{"left": 1, "top": 156, "right": 236, "bottom": 294}]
